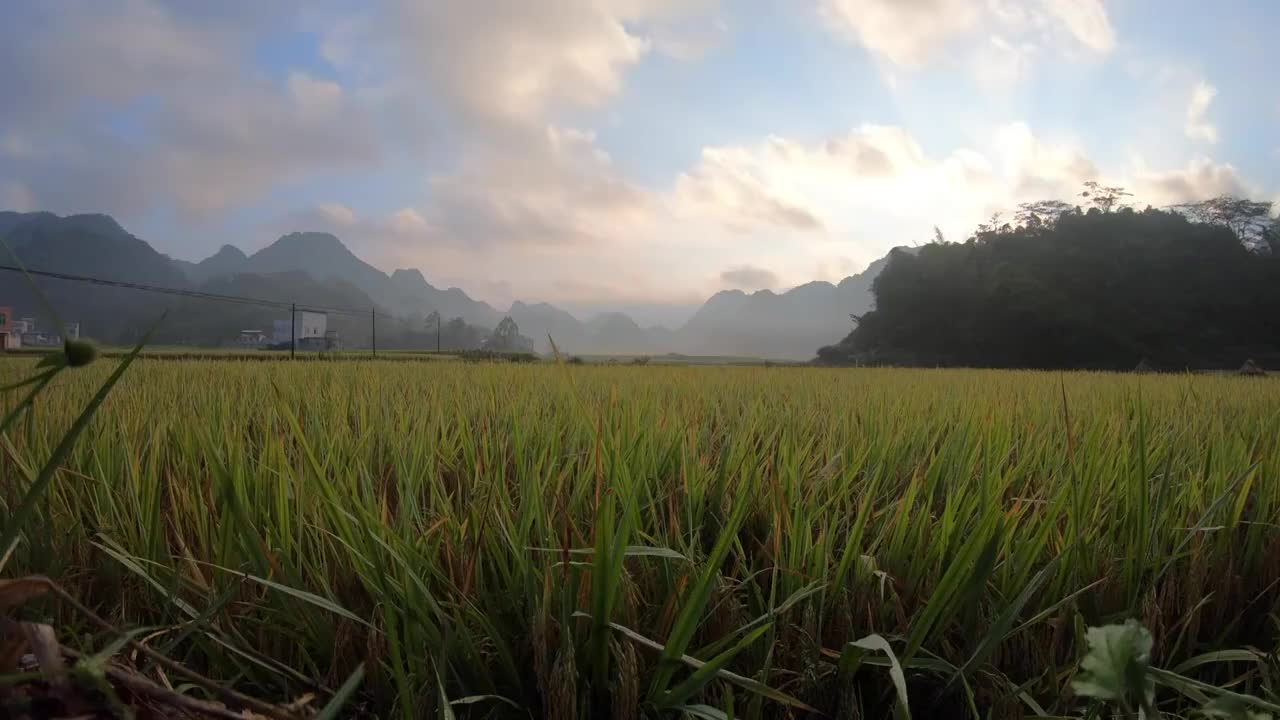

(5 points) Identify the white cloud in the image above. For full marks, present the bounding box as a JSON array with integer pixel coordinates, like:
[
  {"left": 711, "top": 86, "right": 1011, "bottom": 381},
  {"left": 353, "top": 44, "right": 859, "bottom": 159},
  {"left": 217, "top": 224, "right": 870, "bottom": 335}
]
[
  {"left": 1, "top": 0, "right": 1272, "bottom": 313},
  {"left": 673, "top": 145, "right": 825, "bottom": 234},
  {"left": 671, "top": 123, "right": 1075, "bottom": 258},
  {"left": 720, "top": 264, "right": 780, "bottom": 290},
  {"left": 0, "top": 3, "right": 378, "bottom": 218},
  {"left": 377, "top": 0, "right": 703, "bottom": 125},
  {"left": 1040, "top": 0, "right": 1116, "bottom": 54},
  {"left": 425, "top": 124, "right": 656, "bottom": 248},
  {"left": 673, "top": 125, "right": 947, "bottom": 235},
  {"left": 388, "top": 208, "right": 429, "bottom": 234},
  {"left": 819, "top": 0, "right": 981, "bottom": 67},
  {"left": 1184, "top": 80, "right": 1219, "bottom": 143},
  {"left": 665, "top": 122, "right": 1258, "bottom": 262},
  {"left": 1131, "top": 158, "right": 1248, "bottom": 206},
  {"left": 971, "top": 35, "right": 1038, "bottom": 91},
  {"left": 819, "top": 0, "right": 1116, "bottom": 86},
  {"left": 316, "top": 203, "right": 358, "bottom": 227},
  {"left": 330, "top": 0, "right": 716, "bottom": 254}
]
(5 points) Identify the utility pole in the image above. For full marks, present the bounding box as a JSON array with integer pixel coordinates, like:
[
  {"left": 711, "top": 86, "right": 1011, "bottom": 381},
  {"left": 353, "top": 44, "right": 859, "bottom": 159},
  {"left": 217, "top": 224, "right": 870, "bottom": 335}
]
[
  {"left": 371, "top": 308, "right": 377, "bottom": 357},
  {"left": 290, "top": 302, "right": 296, "bottom": 359},
  {"left": 427, "top": 311, "right": 441, "bottom": 353}
]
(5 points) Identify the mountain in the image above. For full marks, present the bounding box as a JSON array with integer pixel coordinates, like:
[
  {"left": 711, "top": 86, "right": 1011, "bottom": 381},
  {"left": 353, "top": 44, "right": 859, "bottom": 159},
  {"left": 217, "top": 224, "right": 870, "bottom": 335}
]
[
  {"left": 0, "top": 211, "right": 191, "bottom": 343},
  {"left": 508, "top": 301, "right": 588, "bottom": 353},
  {"left": 0, "top": 211, "right": 56, "bottom": 240},
  {"left": 387, "top": 267, "right": 501, "bottom": 327},
  {"left": 244, "top": 232, "right": 388, "bottom": 299},
  {"left": 202, "top": 232, "right": 502, "bottom": 327},
  {"left": 154, "top": 271, "right": 380, "bottom": 347},
  {"left": 184, "top": 244, "right": 249, "bottom": 284},
  {"left": 674, "top": 250, "right": 906, "bottom": 359},
  {"left": 177, "top": 228, "right": 905, "bottom": 358},
  {"left": 1, "top": 209, "right": 906, "bottom": 358},
  {"left": 587, "top": 312, "right": 657, "bottom": 355}
]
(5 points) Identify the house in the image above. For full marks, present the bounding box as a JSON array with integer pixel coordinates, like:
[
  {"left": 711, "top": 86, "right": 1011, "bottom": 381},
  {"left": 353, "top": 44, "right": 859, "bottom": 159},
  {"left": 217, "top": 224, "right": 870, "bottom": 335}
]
[
  {"left": 1, "top": 311, "right": 79, "bottom": 349},
  {"left": 271, "top": 311, "right": 328, "bottom": 345},
  {"left": 0, "top": 306, "right": 18, "bottom": 350},
  {"left": 21, "top": 331, "right": 62, "bottom": 347}
]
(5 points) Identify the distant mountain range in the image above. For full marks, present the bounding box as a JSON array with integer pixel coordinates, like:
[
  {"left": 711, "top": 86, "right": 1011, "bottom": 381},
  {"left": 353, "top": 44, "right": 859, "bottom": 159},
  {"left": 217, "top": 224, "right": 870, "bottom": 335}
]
[{"left": 0, "top": 210, "right": 903, "bottom": 358}]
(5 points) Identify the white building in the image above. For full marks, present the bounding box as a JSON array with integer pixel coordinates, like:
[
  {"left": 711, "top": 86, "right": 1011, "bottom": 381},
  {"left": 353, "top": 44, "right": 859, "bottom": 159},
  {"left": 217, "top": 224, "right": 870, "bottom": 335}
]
[
  {"left": 237, "top": 330, "right": 268, "bottom": 346},
  {"left": 272, "top": 312, "right": 327, "bottom": 345}
]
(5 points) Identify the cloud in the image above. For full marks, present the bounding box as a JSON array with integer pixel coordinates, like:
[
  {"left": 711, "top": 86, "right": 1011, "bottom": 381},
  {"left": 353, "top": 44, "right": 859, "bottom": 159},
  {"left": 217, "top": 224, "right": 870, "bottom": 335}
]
[
  {"left": 326, "top": 1, "right": 714, "bottom": 251},
  {"left": 720, "top": 265, "right": 780, "bottom": 290},
  {"left": 425, "top": 125, "right": 656, "bottom": 247},
  {"left": 1, "top": 0, "right": 1272, "bottom": 315},
  {"left": 819, "top": 0, "right": 1116, "bottom": 85},
  {"left": 316, "top": 203, "right": 358, "bottom": 227},
  {"left": 1040, "top": 0, "right": 1116, "bottom": 54},
  {"left": 1132, "top": 158, "right": 1248, "bottom": 206},
  {"left": 970, "top": 35, "right": 1038, "bottom": 92},
  {"left": 1184, "top": 80, "right": 1219, "bottom": 143},
  {"left": 673, "top": 145, "right": 826, "bottom": 234},
  {"left": 819, "top": 0, "right": 980, "bottom": 67},
  {"left": 0, "top": 2, "right": 378, "bottom": 218},
  {"left": 672, "top": 122, "right": 1101, "bottom": 247},
  {"left": 673, "top": 126, "right": 942, "bottom": 235},
  {"left": 374, "top": 0, "right": 717, "bottom": 126}
]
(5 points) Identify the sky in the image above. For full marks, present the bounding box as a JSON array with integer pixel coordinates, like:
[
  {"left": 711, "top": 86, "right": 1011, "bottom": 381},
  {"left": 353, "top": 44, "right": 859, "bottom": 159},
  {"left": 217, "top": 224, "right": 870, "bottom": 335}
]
[{"left": 1, "top": 0, "right": 1277, "bottom": 324}]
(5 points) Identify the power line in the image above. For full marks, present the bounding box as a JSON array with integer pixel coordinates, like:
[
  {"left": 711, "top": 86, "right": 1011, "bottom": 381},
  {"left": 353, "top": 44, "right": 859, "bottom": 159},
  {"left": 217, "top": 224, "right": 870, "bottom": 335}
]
[{"left": 0, "top": 264, "right": 395, "bottom": 318}]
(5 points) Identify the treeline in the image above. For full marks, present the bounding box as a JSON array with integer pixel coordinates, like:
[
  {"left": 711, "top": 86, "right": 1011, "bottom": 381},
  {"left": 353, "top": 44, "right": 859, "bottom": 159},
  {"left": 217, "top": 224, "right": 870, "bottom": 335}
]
[
  {"left": 386, "top": 314, "right": 534, "bottom": 353},
  {"left": 818, "top": 188, "right": 1280, "bottom": 370}
]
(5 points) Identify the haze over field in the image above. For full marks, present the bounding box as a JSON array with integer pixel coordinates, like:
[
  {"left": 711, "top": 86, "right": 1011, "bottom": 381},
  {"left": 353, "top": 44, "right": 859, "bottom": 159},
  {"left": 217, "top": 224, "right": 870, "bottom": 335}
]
[{"left": 2, "top": 0, "right": 1277, "bottom": 325}]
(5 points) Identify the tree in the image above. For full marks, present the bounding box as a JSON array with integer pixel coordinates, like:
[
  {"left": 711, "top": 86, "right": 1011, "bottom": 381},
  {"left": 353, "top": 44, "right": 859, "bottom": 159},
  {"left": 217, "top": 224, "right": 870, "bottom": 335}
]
[
  {"left": 1170, "top": 196, "right": 1274, "bottom": 251},
  {"left": 1016, "top": 200, "right": 1075, "bottom": 229},
  {"left": 485, "top": 316, "right": 532, "bottom": 353},
  {"left": 817, "top": 200, "right": 1280, "bottom": 370},
  {"left": 442, "top": 317, "right": 484, "bottom": 351},
  {"left": 1265, "top": 218, "right": 1280, "bottom": 257},
  {"left": 1079, "top": 181, "right": 1133, "bottom": 213}
]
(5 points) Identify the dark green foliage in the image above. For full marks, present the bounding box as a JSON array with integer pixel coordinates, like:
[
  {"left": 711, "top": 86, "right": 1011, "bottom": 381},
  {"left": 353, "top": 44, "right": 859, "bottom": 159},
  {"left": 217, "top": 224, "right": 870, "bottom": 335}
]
[
  {"left": 457, "top": 349, "right": 539, "bottom": 363},
  {"left": 62, "top": 339, "right": 98, "bottom": 367},
  {"left": 484, "top": 316, "right": 534, "bottom": 353},
  {"left": 819, "top": 203, "right": 1280, "bottom": 370}
]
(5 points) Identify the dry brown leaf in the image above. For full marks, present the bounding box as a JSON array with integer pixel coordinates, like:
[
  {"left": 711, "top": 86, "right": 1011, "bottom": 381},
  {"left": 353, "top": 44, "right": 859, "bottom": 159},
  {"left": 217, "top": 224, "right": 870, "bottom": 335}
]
[
  {"left": 284, "top": 692, "right": 316, "bottom": 711},
  {"left": 0, "top": 575, "right": 52, "bottom": 612}
]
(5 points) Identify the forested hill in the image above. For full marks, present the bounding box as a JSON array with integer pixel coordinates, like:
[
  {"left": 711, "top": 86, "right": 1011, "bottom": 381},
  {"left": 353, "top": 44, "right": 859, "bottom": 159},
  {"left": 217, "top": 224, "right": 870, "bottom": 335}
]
[{"left": 818, "top": 198, "right": 1280, "bottom": 370}]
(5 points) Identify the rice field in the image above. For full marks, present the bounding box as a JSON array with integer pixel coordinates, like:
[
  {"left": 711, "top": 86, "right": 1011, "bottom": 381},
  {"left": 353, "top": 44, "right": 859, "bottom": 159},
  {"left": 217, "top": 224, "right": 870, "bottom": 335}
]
[{"left": 3, "top": 357, "right": 1280, "bottom": 718}]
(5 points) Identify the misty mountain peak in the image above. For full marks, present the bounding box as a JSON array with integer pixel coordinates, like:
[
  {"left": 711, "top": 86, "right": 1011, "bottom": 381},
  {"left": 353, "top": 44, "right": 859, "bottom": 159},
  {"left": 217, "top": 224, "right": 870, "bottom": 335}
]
[
  {"left": 209, "top": 244, "right": 247, "bottom": 261},
  {"left": 391, "top": 268, "right": 428, "bottom": 286},
  {"left": 63, "top": 213, "right": 128, "bottom": 237},
  {"left": 271, "top": 231, "right": 350, "bottom": 255},
  {"left": 706, "top": 289, "right": 747, "bottom": 303}
]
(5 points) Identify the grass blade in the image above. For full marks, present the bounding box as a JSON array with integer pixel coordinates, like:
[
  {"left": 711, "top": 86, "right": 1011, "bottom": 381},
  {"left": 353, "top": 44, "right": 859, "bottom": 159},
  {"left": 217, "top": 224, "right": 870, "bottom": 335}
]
[
  {"left": 316, "top": 663, "right": 366, "bottom": 720},
  {"left": 0, "top": 312, "right": 164, "bottom": 557}
]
